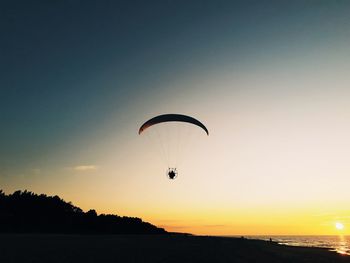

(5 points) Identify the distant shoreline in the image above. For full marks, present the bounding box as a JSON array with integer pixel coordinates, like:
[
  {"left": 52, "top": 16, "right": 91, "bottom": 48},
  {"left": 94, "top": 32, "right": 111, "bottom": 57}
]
[{"left": 216, "top": 235, "right": 350, "bottom": 256}]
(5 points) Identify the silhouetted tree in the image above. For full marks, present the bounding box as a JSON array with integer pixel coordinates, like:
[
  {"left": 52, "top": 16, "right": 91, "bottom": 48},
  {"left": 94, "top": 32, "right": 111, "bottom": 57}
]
[{"left": 0, "top": 190, "right": 166, "bottom": 234}]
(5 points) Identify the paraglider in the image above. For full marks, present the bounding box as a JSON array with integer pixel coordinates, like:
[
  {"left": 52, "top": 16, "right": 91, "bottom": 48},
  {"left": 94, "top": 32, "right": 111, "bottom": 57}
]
[
  {"left": 139, "top": 114, "right": 209, "bottom": 179},
  {"left": 167, "top": 168, "right": 177, "bottom": 180},
  {"left": 139, "top": 114, "right": 209, "bottom": 136}
]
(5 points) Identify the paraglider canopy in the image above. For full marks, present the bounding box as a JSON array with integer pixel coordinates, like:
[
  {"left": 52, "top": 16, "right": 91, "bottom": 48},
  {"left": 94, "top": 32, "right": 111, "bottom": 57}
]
[
  {"left": 139, "top": 114, "right": 209, "bottom": 136},
  {"left": 139, "top": 114, "right": 209, "bottom": 179}
]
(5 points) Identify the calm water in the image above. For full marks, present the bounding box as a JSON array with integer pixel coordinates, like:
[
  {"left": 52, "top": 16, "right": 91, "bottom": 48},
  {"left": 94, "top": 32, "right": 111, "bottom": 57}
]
[{"left": 245, "top": 235, "right": 350, "bottom": 255}]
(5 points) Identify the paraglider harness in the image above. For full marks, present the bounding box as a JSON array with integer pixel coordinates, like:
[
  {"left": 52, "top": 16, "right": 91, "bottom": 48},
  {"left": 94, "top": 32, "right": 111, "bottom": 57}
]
[{"left": 167, "top": 168, "right": 178, "bottom": 180}]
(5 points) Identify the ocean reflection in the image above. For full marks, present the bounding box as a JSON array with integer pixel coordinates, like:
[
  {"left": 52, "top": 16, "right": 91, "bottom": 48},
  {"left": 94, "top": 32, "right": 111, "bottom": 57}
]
[
  {"left": 333, "top": 235, "right": 349, "bottom": 255},
  {"left": 241, "top": 235, "right": 350, "bottom": 256}
]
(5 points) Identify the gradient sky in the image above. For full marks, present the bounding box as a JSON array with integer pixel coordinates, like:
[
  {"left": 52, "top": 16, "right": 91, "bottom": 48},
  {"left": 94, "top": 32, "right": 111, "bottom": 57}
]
[{"left": 2, "top": 1, "right": 350, "bottom": 235}]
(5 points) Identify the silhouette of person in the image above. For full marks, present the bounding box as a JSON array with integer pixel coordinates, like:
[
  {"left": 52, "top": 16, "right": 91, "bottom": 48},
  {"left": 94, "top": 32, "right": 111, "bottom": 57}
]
[{"left": 168, "top": 169, "right": 177, "bottom": 179}]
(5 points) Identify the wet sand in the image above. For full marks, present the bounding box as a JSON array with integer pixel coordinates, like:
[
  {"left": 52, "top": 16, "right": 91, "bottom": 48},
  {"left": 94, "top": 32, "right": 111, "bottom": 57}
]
[{"left": 0, "top": 234, "right": 349, "bottom": 262}]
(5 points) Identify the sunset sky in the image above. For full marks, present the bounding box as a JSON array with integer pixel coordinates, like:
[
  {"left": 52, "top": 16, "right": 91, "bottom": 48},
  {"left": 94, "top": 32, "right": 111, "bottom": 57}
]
[{"left": 2, "top": 1, "right": 350, "bottom": 235}]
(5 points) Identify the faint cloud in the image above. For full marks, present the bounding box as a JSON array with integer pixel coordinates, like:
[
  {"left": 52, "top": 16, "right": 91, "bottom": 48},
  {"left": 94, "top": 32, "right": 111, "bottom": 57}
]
[
  {"left": 159, "top": 225, "right": 191, "bottom": 230},
  {"left": 73, "top": 165, "right": 98, "bottom": 171},
  {"left": 203, "top": 224, "right": 226, "bottom": 228},
  {"left": 157, "top": 219, "right": 183, "bottom": 223}
]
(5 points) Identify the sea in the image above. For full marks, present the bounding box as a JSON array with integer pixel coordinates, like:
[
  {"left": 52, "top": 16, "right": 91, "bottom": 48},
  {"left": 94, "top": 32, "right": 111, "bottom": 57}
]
[{"left": 242, "top": 236, "right": 350, "bottom": 255}]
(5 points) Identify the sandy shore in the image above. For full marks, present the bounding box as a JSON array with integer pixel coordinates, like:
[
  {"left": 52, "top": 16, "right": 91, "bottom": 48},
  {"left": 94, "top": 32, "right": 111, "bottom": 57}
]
[{"left": 0, "top": 234, "right": 349, "bottom": 262}]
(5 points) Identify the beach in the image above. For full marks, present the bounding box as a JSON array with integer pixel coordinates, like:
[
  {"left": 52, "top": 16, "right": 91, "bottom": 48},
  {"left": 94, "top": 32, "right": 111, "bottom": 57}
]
[{"left": 0, "top": 234, "right": 349, "bottom": 262}]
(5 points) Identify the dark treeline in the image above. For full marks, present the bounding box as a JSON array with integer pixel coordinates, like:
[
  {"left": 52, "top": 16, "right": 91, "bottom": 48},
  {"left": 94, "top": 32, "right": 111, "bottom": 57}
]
[{"left": 0, "top": 190, "right": 166, "bottom": 234}]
